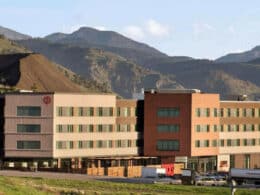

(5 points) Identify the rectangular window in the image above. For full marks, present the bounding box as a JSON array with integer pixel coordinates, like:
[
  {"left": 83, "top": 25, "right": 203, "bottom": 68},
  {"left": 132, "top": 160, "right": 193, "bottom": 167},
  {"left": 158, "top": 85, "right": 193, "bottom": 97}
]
[
  {"left": 67, "top": 125, "right": 73, "bottom": 132},
  {"left": 244, "top": 154, "right": 250, "bottom": 169},
  {"left": 220, "top": 139, "right": 224, "bottom": 147},
  {"left": 243, "top": 109, "right": 247, "bottom": 117},
  {"left": 236, "top": 139, "right": 240, "bottom": 146},
  {"left": 57, "top": 107, "right": 62, "bottom": 116},
  {"left": 68, "top": 107, "right": 73, "bottom": 116},
  {"left": 206, "top": 108, "right": 210, "bottom": 117},
  {"left": 17, "top": 141, "right": 40, "bottom": 149},
  {"left": 196, "top": 108, "right": 201, "bottom": 117},
  {"left": 78, "top": 107, "right": 83, "bottom": 116},
  {"left": 78, "top": 125, "right": 83, "bottom": 132},
  {"left": 17, "top": 124, "right": 40, "bottom": 133},
  {"left": 157, "top": 124, "right": 180, "bottom": 133},
  {"left": 17, "top": 106, "right": 41, "bottom": 116},
  {"left": 236, "top": 108, "right": 240, "bottom": 117},
  {"left": 86, "top": 107, "right": 94, "bottom": 116},
  {"left": 196, "top": 125, "right": 200, "bottom": 132},
  {"left": 227, "top": 108, "right": 231, "bottom": 117},
  {"left": 78, "top": 141, "right": 83, "bottom": 149},
  {"left": 157, "top": 108, "right": 180, "bottom": 117},
  {"left": 227, "top": 139, "right": 232, "bottom": 146},
  {"left": 220, "top": 108, "right": 224, "bottom": 117},
  {"left": 56, "top": 125, "right": 62, "bottom": 132},
  {"left": 214, "top": 108, "right": 218, "bottom": 117},
  {"left": 212, "top": 140, "right": 217, "bottom": 147},
  {"left": 157, "top": 140, "right": 179, "bottom": 151},
  {"left": 69, "top": 141, "right": 73, "bottom": 149},
  {"left": 195, "top": 140, "right": 200, "bottom": 147}
]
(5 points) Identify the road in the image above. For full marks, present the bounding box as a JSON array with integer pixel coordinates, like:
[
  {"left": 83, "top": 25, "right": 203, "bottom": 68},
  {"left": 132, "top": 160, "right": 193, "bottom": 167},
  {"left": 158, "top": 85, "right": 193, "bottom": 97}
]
[{"left": 0, "top": 170, "right": 155, "bottom": 184}]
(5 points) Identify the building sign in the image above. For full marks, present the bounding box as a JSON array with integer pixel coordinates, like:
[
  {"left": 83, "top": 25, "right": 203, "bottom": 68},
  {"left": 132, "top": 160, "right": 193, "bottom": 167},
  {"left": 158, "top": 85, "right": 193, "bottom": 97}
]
[{"left": 43, "top": 96, "right": 51, "bottom": 105}]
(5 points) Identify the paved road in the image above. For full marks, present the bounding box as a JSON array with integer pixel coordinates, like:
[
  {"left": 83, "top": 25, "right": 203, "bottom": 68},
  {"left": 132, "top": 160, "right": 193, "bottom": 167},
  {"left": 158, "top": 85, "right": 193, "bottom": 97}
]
[{"left": 0, "top": 170, "right": 154, "bottom": 184}]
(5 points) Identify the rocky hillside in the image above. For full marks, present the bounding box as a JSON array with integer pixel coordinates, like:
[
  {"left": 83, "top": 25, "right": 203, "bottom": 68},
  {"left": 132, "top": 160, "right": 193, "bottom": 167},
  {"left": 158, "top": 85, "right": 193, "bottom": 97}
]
[
  {"left": 0, "top": 53, "right": 111, "bottom": 93},
  {"left": 215, "top": 46, "right": 260, "bottom": 63},
  {"left": 18, "top": 38, "right": 183, "bottom": 98},
  {"left": 0, "top": 35, "right": 30, "bottom": 54},
  {"left": 0, "top": 26, "right": 31, "bottom": 40}
]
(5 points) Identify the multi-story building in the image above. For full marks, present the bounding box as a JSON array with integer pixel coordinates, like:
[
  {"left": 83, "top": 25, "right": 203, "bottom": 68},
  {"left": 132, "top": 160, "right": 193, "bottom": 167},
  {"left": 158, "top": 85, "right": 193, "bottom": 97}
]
[
  {"left": 144, "top": 89, "right": 260, "bottom": 172},
  {"left": 0, "top": 89, "right": 260, "bottom": 175},
  {"left": 2, "top": 92, "right": 154, "bottom": 175}
]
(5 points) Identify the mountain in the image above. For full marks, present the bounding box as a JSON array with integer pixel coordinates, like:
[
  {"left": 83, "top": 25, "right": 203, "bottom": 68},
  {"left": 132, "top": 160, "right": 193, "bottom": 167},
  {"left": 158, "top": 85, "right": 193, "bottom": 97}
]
[
  {"left": 215, "top": 46, "right": 260, "bottom": 63},
  {"left": 0, "top": 35, "right": 30, "bottom": 54},
  {"left": 18, "top": 38, "right": 183, "bottom": 98},
  {"left": 0, "top": 26, "right": 31, "bottom": 40},
  {"left": 14, "top": 26, "right": 260, "bottom": 99},
  {"left": 0, "top": 53, "right": 111, "bottom": 93},
  {"left": 143, "top": 58, "right": 260, "bottom": 99},
  {"left": 44, "top": 27, "right": 167, "bottom": 64}
]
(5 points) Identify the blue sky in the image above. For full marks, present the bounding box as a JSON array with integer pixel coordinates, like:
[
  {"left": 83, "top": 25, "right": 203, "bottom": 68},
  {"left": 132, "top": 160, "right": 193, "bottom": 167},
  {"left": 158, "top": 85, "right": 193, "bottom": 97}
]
[{"left": 1, "top": 0, "right": 260, "bottom": 59}]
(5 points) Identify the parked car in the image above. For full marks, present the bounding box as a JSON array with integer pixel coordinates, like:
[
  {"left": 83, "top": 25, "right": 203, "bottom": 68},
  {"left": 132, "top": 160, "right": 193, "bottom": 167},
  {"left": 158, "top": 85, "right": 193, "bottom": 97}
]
[
  {"left": 153, "top": 177, "right": 182, "bottom": 185},
  {"left": 195, "top": 176, "right": 227, "bottom": 186}
]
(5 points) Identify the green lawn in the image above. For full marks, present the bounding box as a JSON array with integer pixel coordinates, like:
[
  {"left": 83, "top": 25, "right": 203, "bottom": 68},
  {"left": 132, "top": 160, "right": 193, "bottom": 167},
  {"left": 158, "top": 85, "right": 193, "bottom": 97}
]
[{"left": 0, "top": 176, "right": 259, "bottom": 195}]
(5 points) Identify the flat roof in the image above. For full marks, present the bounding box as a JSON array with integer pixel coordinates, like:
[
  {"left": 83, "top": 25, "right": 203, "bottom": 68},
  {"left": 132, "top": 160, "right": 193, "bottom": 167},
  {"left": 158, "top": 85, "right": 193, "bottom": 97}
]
[
  {"left": 221, "top": 101, "right": 260, "bottom": 104},
  {"left": 145, "top": 88, "right": 201, "bottom": 94}
]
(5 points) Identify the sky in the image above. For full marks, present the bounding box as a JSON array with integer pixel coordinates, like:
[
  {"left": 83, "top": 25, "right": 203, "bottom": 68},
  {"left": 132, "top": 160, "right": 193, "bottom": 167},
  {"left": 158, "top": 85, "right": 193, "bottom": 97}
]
[{"left": 1, "top": 0, "right": 260, "bottom": 59}]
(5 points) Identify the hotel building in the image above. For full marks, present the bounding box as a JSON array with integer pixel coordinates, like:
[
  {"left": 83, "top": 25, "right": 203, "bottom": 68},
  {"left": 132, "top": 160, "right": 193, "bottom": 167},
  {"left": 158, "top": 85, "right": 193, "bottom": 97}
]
[
  {"left": 144, "top": 89, "right": 260, "bottom": 172},
  {"left": 2, "top": 92, "right": 156, "bottom": 176},
  {"left": 0, "top": 89, "right": 260, "bottom": 175}
]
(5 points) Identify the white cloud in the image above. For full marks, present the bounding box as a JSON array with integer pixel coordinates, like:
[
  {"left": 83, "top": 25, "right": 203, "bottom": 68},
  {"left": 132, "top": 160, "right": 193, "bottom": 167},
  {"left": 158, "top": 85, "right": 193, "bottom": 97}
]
[
  {"left": 146, "top": 19, "right": 170, "bottom": 37},
  {"left": 123, "top": 25, "right": 145, "bottom": 40},
  {"left": 94, "top": 26, "right": 107, "bottom": 31},
  {"left": 193, "top": 23, "right": 215, "bottom": 36}
]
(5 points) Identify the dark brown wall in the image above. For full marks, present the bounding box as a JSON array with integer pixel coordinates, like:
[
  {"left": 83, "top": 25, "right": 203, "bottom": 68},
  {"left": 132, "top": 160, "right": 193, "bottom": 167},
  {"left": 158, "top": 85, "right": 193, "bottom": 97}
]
[{"left": 144, "top": 92, "right": 192, "bottom": 157}]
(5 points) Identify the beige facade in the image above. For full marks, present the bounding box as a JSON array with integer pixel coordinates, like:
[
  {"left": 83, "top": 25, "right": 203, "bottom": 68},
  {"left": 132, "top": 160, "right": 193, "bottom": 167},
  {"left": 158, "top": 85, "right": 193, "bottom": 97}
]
[{"left": 4, "top": 93, "right": 141, "bottom": 161}]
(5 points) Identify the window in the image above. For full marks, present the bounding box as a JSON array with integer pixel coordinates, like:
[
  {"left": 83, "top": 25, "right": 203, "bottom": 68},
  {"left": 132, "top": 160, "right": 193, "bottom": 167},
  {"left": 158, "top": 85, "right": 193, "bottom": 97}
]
[
  {"left": 69, "top": 141, "right": 73, "bottom": 149},
  {"left": 108, "top": 140, "right": 113, "bottom": 148},
  {"left": 157, "top": 124, "right": 180, "bottom": 133},
  {"left": 78, "top": 141, "right": 83, "bottom": 148},
  {"left": 17, "top": 124, "right": 40, "bottom": 133},
  {"left": 157, "top": 140, "right": 179, "bottom": 151},
  {"left": 220, "top": 140, "right": 224, "bottom": 147},
  {"left": 57, "top": 107, "right": 62, "bottom": 116},
  {"left": 227, "top": 139, "right": 232, "bottom": 147},
  {"left": 17, "top": 141, "right": 40, "bottom": 149},
  {"left": 78, "top": 125, "right": 83, "bottom": 132},
  {"left": 244, "top": 154, "right": 250, "bottom": 169},
  {"left": 67, "top": 125, "right": 73, "bottom": 132},
  {"left": 56, "top": 125, "right": 62, "bottom": 132},
  {"left": 227, "top": 108, "right": 231, "bottom": 117},
  {"left": 230, "top": 155, "right": 235, "bottom": 168},
  {"left": 236, "top": 108, "right": 240, "bottom": 117},
  {"left": 243, "top": 109, "right": 247, "bottom": 117},
  {"left": 157, "top": 108, "right": 180, "bottom": 117},
  {"left": 195, "top": 140, "right": 200, "bottom": 147},
  {"left": 17, "top": 106, "right": 41, "bottom": 116},
  {"left": 97, "top": 107, "right": 113, "bottom": 116},
  {"left": 196, "top": 125, "right": 200, "bottom": 132},
  {"left": 78, "top": 107, "right": 83, "bottom": 116},
  {"left": 206, "top": 108, "right": 210, "bottom": 117},
  {"left": 214, "top": 108, "right": 218, "bottom": 117},
  {"left": 213, "top": 125, "right": 218, "bottom": 132},
  {"left": 196, "top": 108, "right": 201, "bottom": 117},
  {"left": 220, "top": 108, "right": 224, "bottom": 117},
  {"left": 236, "top": 139, "right": 240, "bottom": 146},
  {"left": 212, "top": 140, "right": 217, "bottom": 147},
  {"left": 68, "top": 107, "right": 73, "bottom": 116},
  {"left": 86, "top": 107, "right": 94, "bottom": 116}
]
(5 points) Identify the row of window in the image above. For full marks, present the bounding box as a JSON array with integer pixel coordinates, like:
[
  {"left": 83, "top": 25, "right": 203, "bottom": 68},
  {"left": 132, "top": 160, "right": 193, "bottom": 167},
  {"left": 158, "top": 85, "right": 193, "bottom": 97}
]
[
  {"left": 195, "top": 124, "right": 260, "bottom": 132},
  {"left": 195, "top": 108, "right": 260, "bottom": 118},
  {"left": 56, "top": 139, "right": 143, "bottom": 149},
  {"left": 56, "top": 107, "right": 136, "bottom": 117},
  {"left": 157, "top": 124, "right": 179, "bottom": 133},
  {"left": 156, "top": 140, "right": 179, "bottom": 151},
  {"left": 17, "top": 106, "right": 41, "bottom": 117},
  {"left": 195, "top": 139, "right": 260, "bottom": 147},
  {"left": 56, "top": 124, "right": 138, "bottom": 133},
  {"left": 157, "top": 108, "right": 180, "bottom": 117}
]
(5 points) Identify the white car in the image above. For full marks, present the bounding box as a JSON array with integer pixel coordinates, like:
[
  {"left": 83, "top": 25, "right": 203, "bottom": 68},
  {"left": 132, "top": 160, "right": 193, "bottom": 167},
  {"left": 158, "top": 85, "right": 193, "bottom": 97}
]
[
  {"left": 154, "top": 177, "right": 182, "bottom": 185},
  {"left": 195, "top": 177, "right": 226, "bottom": 186}
]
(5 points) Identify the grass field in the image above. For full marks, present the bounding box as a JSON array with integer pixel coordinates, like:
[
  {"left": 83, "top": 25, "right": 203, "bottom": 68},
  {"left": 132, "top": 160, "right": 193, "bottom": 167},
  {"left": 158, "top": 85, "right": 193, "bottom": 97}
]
[{"left": 0, "top": 176, "right": 260, "bottom": 195}]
